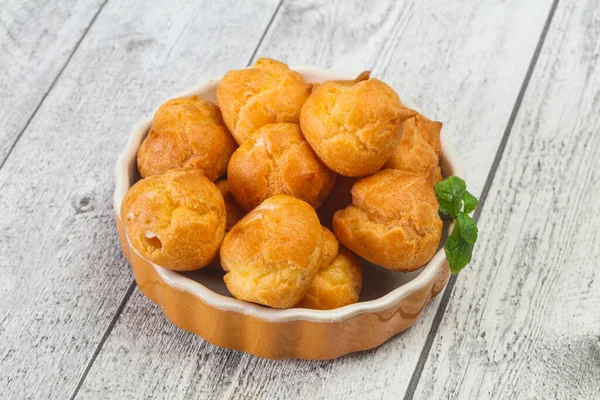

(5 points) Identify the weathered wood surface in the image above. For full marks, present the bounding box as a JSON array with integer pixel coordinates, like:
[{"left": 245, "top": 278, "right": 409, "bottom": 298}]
[
  {"left": 411, "top": 0, "right": 600, "bottom": 398},
  {"left": 0, "top": 0, "right": 280, "bottom": 398},
  {"left": 0, "top": 0, "right": 105, "bottom": 163},
  {"left": 75, "top": 0, "right": 556, "bottom": 399}
]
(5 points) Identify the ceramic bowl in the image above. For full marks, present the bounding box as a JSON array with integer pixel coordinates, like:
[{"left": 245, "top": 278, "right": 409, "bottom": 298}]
[{"left": 114, "top": 66, "right": 464, "bottom": 360}]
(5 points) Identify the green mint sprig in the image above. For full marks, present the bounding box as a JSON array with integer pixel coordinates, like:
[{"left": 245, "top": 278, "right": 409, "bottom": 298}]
[{"left": 434, "top": 176, "right": 479, "bottom": 274}]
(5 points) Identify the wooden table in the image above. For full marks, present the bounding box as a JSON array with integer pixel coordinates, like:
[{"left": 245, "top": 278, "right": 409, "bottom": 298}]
[{"left": 1, "top": 0, "right": 599, "bottom": 398}]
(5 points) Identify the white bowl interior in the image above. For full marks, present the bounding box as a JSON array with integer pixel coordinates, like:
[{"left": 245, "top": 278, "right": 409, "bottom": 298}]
[
  {"left": 178, "top": 256, "right": 441, "bottom": 302},
  {"left": 114, "top": 67, "right": 465, "bottom": 322}
]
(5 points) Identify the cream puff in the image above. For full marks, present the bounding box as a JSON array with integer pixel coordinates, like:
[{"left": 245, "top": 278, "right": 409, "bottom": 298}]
[
  {"left": 121, "top": 169, "right": 226, "bottom": 271},
  {"left": 412, "top": 113, "right": 442, "bottom": 158},
  {"left": 217, "top": 58, "right": 311, "bottom": 145},
  {"left": 300, "top": 78, "right": 416, "bottom": 176},
  {"left": 227, "top": 122, "right": 337, "bottom": 211},
  {"left": 333, "top": 169, "right": 442, "bottom": 271},
  {"left": 137, "top": 96, "right": 237, "bottom": 181},
  {"left": 384, "top": 114, "right": 443, "bottom": 183},
  {"left": 297, "top": 244, "right": 362, "bottom": 310},
  {"left": 220, "top": 195, "right": 333, "bottom": 309}
]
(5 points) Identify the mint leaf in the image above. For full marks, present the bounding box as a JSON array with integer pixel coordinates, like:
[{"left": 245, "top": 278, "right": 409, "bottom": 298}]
[
  {"left": 444, "top": 212, "right": 478, "bottom": 274},
  {"left": 462, "top": 190, "right": 479, "bottom": 214},
  {"left": 435, "top": 176, "right": 466, "bottom": 218},
  {"left": 435, "top": 176, "right": 480, "bottom": 273},
  {"left": 457, "top": 212, "right": 478, "bottom": 243}
]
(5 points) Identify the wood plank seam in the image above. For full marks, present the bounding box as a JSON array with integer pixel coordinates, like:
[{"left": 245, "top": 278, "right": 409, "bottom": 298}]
[
  {"left": 248, "top": 0, "right": 285, "bottom": 64},
  {"left": 402, "top": 1, "right": 561, "bottom": 398},
  {"left": 68, "top": 281, "right": 137, "bottom": 400},
  {"left": 60, "top": 2, "right": 558, "bottom": 397},
  {"left": 0, "top": 0, "right": 109, "bottom": 172},
  {"left": 66, "top": 2, "right": 285, "bottom": 397}
]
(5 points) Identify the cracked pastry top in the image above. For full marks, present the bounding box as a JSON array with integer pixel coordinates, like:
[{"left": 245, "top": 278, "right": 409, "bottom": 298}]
[
  {"left": 137, "top": 96, "right": 237, "bottom": 181},
  {"left": 121, "top": 169, "right": 226, "bottom": 271},
  {"left": 227, "top": 122, "right": 337, "bottom": 211},
  {"left": 299, "top": 78, "right": 416, "bottom": 177},
  {"left": 216, "top": 58, "right": 311, "bottom": 145},
  {"left": 297, "top": 228, "right": 362, "bottom": 310},
  {"left": 384, "top": 113, "right": 443, "bottom": 183},
  {"left": 220, "top": 195, "right": 336, "bottom": 309},
  {"left": 333, "top": 169, "right": 442, "bottom": 271}
]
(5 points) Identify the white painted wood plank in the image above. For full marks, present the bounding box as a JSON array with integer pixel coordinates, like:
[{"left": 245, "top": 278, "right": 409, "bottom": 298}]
[
  {"left": 0, "top": 0, "right": 104, "bottom": 162},
  {"left": 0, "top": 1, "right": 279, "bottom": 398},
  {"left": 412, "top": 1, "right": 600, "bottom": 399},
  {"left": 77, "top": 0, "right": 554, "bottom": 398}
]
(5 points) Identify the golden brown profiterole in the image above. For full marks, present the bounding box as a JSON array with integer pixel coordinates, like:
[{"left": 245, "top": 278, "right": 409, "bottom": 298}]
[
  {"left": 384, "top": 114, "right": 443, "bottom": 183},
  {"left": 121, "top": 169, "right": 226, "bottom": 271},
  {"left": 412, "top": 113, "right": 442, "bottom": 158},
  {"left": 333, "top": 169, "right": 442, "bottom": 271},
  {"left": 220, "top": 195, "right": 336, "bottom": 309},
  {"left": 227, "top": 122, "right": 337, "bottom": 211},
  {"left": 137, "top": 96, "right": 237, "bottom": 181},
  {"left": 216, "top": 58, "right": 311, "bottom": 145},
  {"left": 297, "top": 228, "right": 362, "bottom": 310},
  {"left": 214, "top": 179, "right": 245, "bottom": 231},
  {"left": 300, "top": 77, "right": 416, "bottom": 177}
]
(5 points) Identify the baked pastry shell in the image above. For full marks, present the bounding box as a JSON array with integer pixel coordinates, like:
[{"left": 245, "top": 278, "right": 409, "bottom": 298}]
[{"left": 114, "top": 67, "right": 464, "bottom": 360}]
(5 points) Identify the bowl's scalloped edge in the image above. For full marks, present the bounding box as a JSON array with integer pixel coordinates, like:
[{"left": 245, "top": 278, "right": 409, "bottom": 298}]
[{"left": 117, "top": 212, "right": 450, "bottom": 360}]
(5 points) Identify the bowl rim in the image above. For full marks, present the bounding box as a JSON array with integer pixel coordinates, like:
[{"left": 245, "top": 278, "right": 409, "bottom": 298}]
[{"left": 114, "top": 66, "right": 465, "bottom": 323}]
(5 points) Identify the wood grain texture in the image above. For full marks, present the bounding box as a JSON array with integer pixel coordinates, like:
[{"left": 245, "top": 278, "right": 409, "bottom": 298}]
[
  {"left": 0, "top": 1, "right": 279, "bottom": 398},
  {"left": 412, "top": 0, "right": 600, "bottom": 398},
  {"left": 76, "top": 0, "right": 555, "bottom": 399},
  {"left": 0, "top": 0, "right": 105, "bottom": 163}
]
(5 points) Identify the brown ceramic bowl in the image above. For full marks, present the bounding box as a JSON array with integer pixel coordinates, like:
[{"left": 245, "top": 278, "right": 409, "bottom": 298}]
[{"left": 114, "top": 67, "right": 464, "bottom": 360}]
